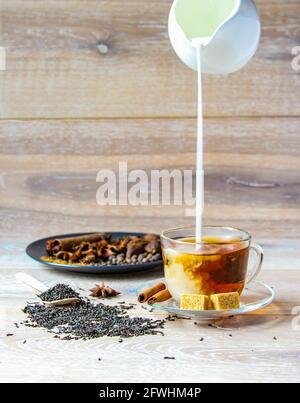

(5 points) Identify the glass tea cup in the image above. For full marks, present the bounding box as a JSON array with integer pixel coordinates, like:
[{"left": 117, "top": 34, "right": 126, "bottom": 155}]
[{"left": 161, "top": 226, "right": 263, "bottom": 303}]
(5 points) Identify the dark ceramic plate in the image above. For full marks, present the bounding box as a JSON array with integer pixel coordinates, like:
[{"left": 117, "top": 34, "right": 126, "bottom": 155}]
[{"left": 26, "top": 232, "right": 163, "bottom": 274}]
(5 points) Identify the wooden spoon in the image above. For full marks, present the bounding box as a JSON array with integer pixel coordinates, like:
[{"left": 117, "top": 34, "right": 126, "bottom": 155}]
[{"left": 16, "top": 273, "right": 81, "bottom": 307}]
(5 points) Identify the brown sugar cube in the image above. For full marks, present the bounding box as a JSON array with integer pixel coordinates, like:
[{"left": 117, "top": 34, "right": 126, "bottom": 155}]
[
  {"left": 210, "top": 292, "right": 240, "bottom": 310},
  {"left": 180, "top": 294, "right": 209, "bottom": 311}
]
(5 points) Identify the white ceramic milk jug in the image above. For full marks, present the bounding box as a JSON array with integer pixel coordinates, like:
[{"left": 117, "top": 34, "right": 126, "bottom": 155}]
[{"left": 168, "top": 0, "right": 261, "bottom": 74}]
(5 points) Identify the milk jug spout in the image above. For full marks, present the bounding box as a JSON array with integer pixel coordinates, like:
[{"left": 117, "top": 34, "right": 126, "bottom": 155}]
[{"left": 168, "top": 0, "right": 261, "bottom": 74}]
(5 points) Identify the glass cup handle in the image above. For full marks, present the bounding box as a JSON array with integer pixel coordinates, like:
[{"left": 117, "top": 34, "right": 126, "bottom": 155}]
[{"left": 247, "top": 243, "right": 264, "bottom": 284}]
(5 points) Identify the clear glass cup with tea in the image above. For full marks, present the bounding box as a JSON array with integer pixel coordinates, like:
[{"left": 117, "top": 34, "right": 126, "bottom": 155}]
[{"left": 161, "top": 226, "right": 263, "bottom": 303}]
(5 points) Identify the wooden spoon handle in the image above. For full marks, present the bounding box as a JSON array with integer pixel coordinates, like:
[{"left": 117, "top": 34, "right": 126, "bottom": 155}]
[
  {"left": 16, "top": 273, "right": 48, "bottom": 294},
  {"left": 43, "top": 298, "right": 80, "bottom": 307}
]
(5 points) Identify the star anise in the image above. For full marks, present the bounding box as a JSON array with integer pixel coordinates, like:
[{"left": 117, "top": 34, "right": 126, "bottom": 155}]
[{"left": 90, "top": 283, "right": 120, "bottom": 298}]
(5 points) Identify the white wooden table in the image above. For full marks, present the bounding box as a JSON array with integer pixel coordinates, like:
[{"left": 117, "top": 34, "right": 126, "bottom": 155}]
[{"left": 1, "top": 259, "right": 299, "bottom": 383}]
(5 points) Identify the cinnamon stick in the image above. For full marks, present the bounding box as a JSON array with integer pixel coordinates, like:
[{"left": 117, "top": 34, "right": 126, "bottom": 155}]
[
  {"left": 138, "top": 282, "right": 166, "bottom": 303},
  {"left": 148, "top": 289, "right": 172, "bottom": 305},
  {"left": 46, "top": 233, "right": 107, "bottom": 255}
]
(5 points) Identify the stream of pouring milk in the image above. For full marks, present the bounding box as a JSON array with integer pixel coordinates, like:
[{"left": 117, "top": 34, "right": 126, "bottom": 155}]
[
  {"left": 174, "top": 0, "right": 240, "bottom": 244},
  {"left": 195, "top": 43, "right": 204, "bottom": 245}
]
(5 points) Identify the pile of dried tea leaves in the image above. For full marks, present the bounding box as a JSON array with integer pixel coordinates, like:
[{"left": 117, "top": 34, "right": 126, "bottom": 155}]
[
  {"left": 38, "top": 284, "right": 81, "bottom": 302},
  {"left": 21, "top": 285, "right": 165, "bottom": 341}
]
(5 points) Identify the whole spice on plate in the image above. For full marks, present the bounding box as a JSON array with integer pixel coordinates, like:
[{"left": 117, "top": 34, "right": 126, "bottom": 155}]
[
  {"left": 126, "top": 239, "right": 148, "bottom": 259},
  {"left": 145, "top": 239, "right": 161, "bottom": 254},
  {"left": 44, "top": 233, "right": 162, "bottom": 266},
  {"left": 46, "top": 233, "right": 107, "bottom": 254},
  {"left": 90, "top": 283, "right": 120, "bottom": 298},
  {"left": 38, "top": 284, "right": 81, "bottom": 302}
]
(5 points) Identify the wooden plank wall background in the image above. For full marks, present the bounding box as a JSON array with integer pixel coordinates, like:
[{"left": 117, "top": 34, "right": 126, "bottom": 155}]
[{"left": 0, "top": 0, "right": 299, "bottom": 269}]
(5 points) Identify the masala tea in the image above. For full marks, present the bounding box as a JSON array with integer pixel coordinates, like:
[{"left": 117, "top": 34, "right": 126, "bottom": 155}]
[{"left": 161, "top": 227, "right": 252, "bottom": 303}]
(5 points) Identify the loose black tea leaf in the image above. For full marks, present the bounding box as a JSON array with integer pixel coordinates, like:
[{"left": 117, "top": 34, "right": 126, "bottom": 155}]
[{"left": 166, "top": 315, "right": 176, "bottom": 322}]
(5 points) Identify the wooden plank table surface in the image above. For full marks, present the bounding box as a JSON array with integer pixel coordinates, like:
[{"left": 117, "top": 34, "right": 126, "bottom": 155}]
[{"left": 1, "top": 261, "right": 300, "bottom": 383}]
